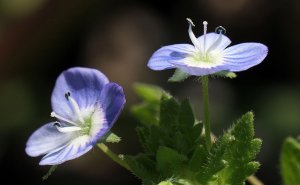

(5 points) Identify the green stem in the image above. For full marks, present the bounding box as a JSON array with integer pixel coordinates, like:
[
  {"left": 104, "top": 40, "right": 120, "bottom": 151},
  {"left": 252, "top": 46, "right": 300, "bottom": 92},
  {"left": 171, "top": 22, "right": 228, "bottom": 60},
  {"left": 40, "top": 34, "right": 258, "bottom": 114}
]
[
  {"left": 97, "top": 143, "right": 131, "bottom": 171},
  {"left": 202, "top": 75, "right": 212, "bottom": 150},
  {"left": 247, "top": 175, "right": 264, "bottom": 185}
]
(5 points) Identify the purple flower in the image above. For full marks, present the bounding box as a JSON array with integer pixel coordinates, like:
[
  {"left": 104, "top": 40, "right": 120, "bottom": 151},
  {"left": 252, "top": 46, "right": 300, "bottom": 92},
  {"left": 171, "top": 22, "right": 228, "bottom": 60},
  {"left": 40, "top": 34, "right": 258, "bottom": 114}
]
[
  {"left": 148, "top": 19, "right": 268, "bottom": 76},
  {"left": 25, "top": 67, "right": 125, "bottom": 165}
]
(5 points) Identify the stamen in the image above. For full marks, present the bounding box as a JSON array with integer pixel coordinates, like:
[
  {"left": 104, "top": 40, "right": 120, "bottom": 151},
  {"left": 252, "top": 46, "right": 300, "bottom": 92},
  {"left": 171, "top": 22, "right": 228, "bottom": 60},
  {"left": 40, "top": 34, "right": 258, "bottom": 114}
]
[
  {"left": 186, "top": 18, "right": 202, "bottom": 51},
  {"left": 203, "top": 21, "right": 208, "bottom": 51},
  {"left": 65, "top": 92, "right": 71, "bottom": 100},
  {"left": 66, "top": 94, "right": 84, "bottom": 123},
  {"left": 206, "top": 26, "right": 226, "bottom": 53},
  {"left": 215, "top": 26, "right": 226, "bottom": 34},
  {"left": 53, "top": 122, "right": 82, "bottom": 133},
  {"left": 53, "top": 121, "right": 60, "bottom": 127},
  {"left": 51, "top": 112, "right": 79, "bottom": 126}
]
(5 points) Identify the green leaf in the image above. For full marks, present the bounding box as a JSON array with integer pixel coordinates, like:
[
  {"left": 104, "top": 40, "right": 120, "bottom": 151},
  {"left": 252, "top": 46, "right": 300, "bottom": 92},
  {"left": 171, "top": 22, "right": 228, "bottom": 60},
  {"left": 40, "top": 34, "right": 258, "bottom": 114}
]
[
  {"left": 195, "top": 135, "right": 229, "bottom": 184},
  {"left": 159, "top": 96, "right": 180, "bottom": 128},
  {"left": 213, "top": 71, "right": 237, "bottom": 79},
  {"left": 156, "top": 146, "right": 188, "bottom": 177},
  {"left": 178, "top": 99, "right": 195, "bottom": 129},
  {"left": 280, "top": 137, "right": 300, "bottom": 185},
  {"left": 131, "top": 83, "right": 171, "bottom": 126},
  {"left": 218, "top": 112, "right": 262, "bottom": 185},
  {"left": 136, "top": 126, "right": 166, "bottom": 155},
  {"left": 125, "top": 154, "right": 158, "bottom": 183},
  {"left": 104, "top": 132, "right": 121, "bottom": 143},
  {"left": 188, "top": 145, "right": 207, "bottom": 172},
  {"left": 131, "top": 103, "right": 159, "bottom": 125},
  {"left": 158, "top": 181, "right": 174, "bottom": 185},
  {"left": 168, "top": 69, "right": 190, "bottom": 82},
  {"left": 133, "top": 83, "right": 170, "bottom": 102}
]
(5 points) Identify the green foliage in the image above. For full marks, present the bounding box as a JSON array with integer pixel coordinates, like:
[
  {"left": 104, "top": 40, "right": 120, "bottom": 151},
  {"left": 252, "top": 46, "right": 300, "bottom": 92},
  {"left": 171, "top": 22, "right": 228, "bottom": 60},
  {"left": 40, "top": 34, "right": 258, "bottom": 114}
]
[
  {"left": 127, "top": 84, "right": 262, "bottom": 185},
  {"left": 168, "top": 69, "right": 190, "bottom": 82},
  {"left": 42, "top": 165, "right": 58, "bottom": 181},
  {"left": 218, "top": 112, "right": 262, "bottom": 185},
  {"left": 213, "top": 71, "right": 237, "bottom": 79},
  {"left": 156, "top": 146, "right": 188, "bottom": 177},
  {"left": 280, "top": 137, "right": 300, "bottom": 185},
  {"left": 98, "top": 132, "right": 121, "bottom": 143},
  {"left": 131, "top": 83, "right": 170, "bottom": 126},
  {"left": 104, "top": 132, "right": 121, "bottom": 143},
  {"left": 125, "top": 154, "right": 159, "bottom": 184}
]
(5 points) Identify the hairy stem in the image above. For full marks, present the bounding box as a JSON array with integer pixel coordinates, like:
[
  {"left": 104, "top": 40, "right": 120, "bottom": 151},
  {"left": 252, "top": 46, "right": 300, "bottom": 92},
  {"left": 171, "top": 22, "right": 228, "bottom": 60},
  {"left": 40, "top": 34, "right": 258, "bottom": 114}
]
[
  {"left": 202, "top": 76, "right": 212, "bottom": 150},
  {"left": 97, "top": 143, "right": 130, "bottom": 171}
]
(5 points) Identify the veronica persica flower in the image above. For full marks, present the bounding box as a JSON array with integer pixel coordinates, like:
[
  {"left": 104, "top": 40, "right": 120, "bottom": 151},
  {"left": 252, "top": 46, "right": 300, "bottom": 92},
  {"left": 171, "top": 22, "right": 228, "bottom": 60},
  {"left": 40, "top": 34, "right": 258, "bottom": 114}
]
[
  {"left": 25, "top": 67, "right": 125, "bottom": 165},
  {"left": 148, "top": 19, "right": 268, "bottom": 76}
]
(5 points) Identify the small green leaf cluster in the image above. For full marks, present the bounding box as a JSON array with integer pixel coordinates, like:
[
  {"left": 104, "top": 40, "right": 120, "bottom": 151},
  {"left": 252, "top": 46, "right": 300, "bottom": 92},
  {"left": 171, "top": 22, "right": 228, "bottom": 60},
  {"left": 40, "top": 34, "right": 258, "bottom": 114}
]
[
  {"left": 168, "top": 69, "right": 236, "bottom": 83},
  {"left": 126, "top": 83, "right": 261, "bottom": 185}
]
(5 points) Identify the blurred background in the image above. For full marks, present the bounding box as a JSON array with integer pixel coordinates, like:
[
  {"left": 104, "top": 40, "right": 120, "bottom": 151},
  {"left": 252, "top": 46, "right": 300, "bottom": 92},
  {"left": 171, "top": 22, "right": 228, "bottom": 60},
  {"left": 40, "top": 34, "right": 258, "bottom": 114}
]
[{"left": 0, "top": 0, "right": 299, "bottom": 184}]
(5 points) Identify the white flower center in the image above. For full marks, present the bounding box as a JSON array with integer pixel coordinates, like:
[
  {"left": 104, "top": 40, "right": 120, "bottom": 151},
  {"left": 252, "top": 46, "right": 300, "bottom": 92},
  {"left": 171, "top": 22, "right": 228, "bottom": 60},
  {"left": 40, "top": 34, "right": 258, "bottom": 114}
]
[
  {"left": 186, "top": 18, "right": 225, "bottom": 67},
  {"left": 51, "top": 92, "right": 104, "bottom": 137}
]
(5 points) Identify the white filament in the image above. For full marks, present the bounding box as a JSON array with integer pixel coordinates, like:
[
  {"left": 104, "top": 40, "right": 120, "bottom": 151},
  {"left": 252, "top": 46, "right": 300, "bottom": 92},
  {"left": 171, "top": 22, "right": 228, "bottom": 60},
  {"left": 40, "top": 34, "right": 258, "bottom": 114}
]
[
  {"left": 203, "top": 21, "right": 208, "bottom": 51},
  {"left": 187, "top": 18, "right": 202, "bottom": 51},
  {"left": 55, "top": 124, "right": 82, "bottom": 133},
  {"left": 51, "top": 112, "right": 79, "bottom": 126},
  {"left": 67, "top": 95, "right": 84, "bottom": 123}
]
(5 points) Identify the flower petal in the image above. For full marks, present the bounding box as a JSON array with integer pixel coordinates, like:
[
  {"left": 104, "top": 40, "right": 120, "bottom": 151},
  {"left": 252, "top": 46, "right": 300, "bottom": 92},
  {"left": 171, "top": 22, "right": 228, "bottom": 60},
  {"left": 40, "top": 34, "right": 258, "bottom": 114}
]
[
  {"left": 147, "top": 44, "right": 195, "bottom": 70},
  {"left": 99, "top": 83, "right": 125, "bottom": 128},
  {"left": 222, "top": 43, "right": 268, "bottom": 71},
  {"left": 51, "top": 67, "right": 109, "bottom": 122},
  {"left": 25, "top": 122, "right": 75, "bottom": 157},
  {"left": 197, "top": 33, "right": 231, "bottom": 52},
  {"left": 39, "top": 135, "right": 92, "bottom": 165}
]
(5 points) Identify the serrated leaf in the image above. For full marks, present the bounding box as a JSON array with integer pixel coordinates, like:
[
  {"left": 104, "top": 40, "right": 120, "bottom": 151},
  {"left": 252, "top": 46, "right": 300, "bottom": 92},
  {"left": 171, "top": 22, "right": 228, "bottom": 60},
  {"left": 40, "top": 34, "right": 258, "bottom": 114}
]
[
  {"left": 178, "top": 99, "right": 195, "bottom": 129},
  {"left": 159, "top": 96, "right": 180, "bottom": 128},
  {"left": 195, "top": 135, "right": 229, "bottom": 184},
  {"left": 136, "top": 126, "right": 167, "bottom": 156},
  {"left": 189, "top": 145, "right": 207, "bottom": 172},
  {"left": 168, "top": 69, "right": 190, "bottom": 82},
  {"left": 156, "top": 146, "right": 188, "bottom": 177},
  {"left": 125, "top": 154, "right": 158, "bottom": 183},
  {"left": 218, "top": 112, "right": 262, "bottom": 185},
  {"left": 280, "top": 137, "right": 300, "bottom": 185}
]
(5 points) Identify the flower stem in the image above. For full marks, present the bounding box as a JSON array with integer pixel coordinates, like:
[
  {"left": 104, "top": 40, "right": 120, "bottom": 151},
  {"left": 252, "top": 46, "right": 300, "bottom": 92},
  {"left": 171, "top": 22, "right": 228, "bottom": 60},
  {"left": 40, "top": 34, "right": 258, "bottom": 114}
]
[
  {"left": 247, "top": 175, "right": 264, "bottom": 185},
  {"left": 201, "top": 75, "right": 212, "bottom": 150},
  {"left": 97, "top": 143, "right": 131, "bottom": 171}
]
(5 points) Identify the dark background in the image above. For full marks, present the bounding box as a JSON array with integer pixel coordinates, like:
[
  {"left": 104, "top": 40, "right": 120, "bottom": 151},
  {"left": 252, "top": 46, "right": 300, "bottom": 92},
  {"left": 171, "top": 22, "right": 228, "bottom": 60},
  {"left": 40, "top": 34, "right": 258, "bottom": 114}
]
[{"left": 0, "top": 0, "right": 299, "bottom": 184}]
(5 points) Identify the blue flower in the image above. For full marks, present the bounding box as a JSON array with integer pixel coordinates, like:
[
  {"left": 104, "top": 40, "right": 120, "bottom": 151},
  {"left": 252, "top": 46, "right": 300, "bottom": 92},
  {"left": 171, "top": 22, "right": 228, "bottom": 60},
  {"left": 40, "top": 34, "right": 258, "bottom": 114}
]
[
  {"left": 25, "top": 67, "right": 125, "bottom": 165},
  {"left": 148, "top": 19, "right": 268, "bottom": 76}
]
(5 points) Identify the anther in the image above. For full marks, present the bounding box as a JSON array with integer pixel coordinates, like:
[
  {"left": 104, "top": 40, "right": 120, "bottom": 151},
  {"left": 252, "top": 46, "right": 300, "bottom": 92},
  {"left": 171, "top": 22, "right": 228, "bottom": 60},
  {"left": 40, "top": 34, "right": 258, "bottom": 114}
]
[
  {"left": 186, "top": 18, "right": 195, "bottom": 27},
  {"left": 53, "top": 122, "right": 61, "bottom": 127},
  {"left": 215, "top": 26, "right": 226, "bottom": 34},
  {"left": 65, "top": 91, "right": 71, "bottom": 100},
  {"left": 203, "top": 21, "right": 208, "bottom": 30}
]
